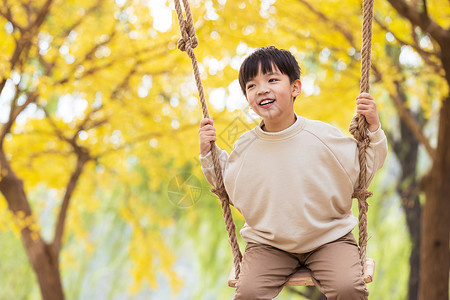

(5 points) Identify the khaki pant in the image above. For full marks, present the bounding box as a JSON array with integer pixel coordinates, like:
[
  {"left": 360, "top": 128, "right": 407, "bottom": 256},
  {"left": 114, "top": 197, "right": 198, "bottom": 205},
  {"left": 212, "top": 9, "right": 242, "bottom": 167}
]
[{"left": 234, "top": 232, "right": 369, "bottom": 300}]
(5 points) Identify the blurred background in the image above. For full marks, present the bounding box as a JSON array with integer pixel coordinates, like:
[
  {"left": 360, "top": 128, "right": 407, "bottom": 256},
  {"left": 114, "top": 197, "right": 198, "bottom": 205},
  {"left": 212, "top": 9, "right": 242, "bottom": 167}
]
[{"left": 0, "top": 0, "right": 449, "bottom": 299}]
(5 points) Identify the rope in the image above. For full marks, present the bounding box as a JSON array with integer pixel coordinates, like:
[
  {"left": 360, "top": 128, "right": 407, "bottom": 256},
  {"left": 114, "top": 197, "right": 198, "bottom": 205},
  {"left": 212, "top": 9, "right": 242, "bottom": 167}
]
[
  {"left": 349, "top": 0, "right": 375, "bottom": 269},
  {"left": 174, "top": 0, "right": 243, "bottom": 278}
]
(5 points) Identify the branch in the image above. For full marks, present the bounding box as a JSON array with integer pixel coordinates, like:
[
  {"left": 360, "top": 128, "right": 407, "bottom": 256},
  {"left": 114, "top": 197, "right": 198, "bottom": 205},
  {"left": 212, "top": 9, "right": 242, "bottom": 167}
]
[
  {"left": 296, "top": 0, "right": 355, "bottom": 45},
  {"left": 110, "top": 59, "right": 142, "bottom": 101},
  {"left": 93, "top": 121, "right": 202, "bottom": 159},
  {"left": 291, "top": 0, "right": 364, "bottom": 70},
  {"left": 374, "top": 16, "right": 443, "bottom": 76},
  {"left": 56, "top": 37, "right": 175, "bottom": 86},
  {"left": 37, "top": 53, "right": 54, "bottom": 76},
  {"left": 80, "top": 31, "right": 117, "bottom": 65},
  {"left": 76, "top": 106, "right": 106, "bottom": 133},
  {"left": 37, "top": 102, "right": 99, "bottom": 255},
  {"left": 28, "top": 149, "right": 70, "bottom": 160},
  {"left": 392, "top": 80, "right": 436, "bottom": 159},
  {"left": 421, "top": 0, "right": 428, "bottom": 20},
  {"left": 52, "top": 148, "right": 90, "bottom": 254},
  {"left": 0, "top": 0, "right": 53, "bottom": 97},
  {"left": 29, "top": 0, "right": 53, "bottom": 31},
  {"left": 369, "top": 64, "right": 435, "bottom": 158},
  {"left": 36, "top": 0, "right": 106, "bottom": 78},
  {"left": 41, "top": 106, "right": 71, "bottom": 144},
  {"left": 410, "top": 26, "right": 444, "bottom": 76},
  {"left": 55, "top": 27, "right": 118, "bottom": 85},
  {"left": 2, "top": 0, "right": 54, "bottom": 95},
  {"left": 0, "top": 2, "right": 24, "bottom": 31},
  {"left": 386, "top": 0, "right": 449, "bottom": 44},
  {"left": 20, "top": 0, "right": 33, "bottom": 25},
  {"left": 65, "top": 102, "right": 108, "bottom": 146},
  {"left": 374, "top": 15, "right": 440, "bottom": 58},
  {"left": 0, "top": 92, "right": 37, "bottom": 145},
  {"left": 57, "top": 0, "right": 104, "bottom": 40},
  {"left": 0, "top": 37, "right": 30, "bottom": 95}
]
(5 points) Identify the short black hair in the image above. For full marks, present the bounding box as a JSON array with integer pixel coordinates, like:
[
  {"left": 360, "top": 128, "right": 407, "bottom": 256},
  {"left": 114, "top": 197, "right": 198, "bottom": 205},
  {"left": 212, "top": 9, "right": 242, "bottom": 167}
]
[{"left": 238, "top": 46, "right": 301, "bottom": 96}]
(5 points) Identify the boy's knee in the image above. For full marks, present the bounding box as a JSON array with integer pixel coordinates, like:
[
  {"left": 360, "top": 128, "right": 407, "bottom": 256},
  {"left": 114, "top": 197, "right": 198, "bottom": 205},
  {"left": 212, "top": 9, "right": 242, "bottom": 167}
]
[
  {"left": 234, "top": 283, "right": 260, "bottom": 300},
  {"left": 326, "top": 277, "right": 368, "bottom": 300},
  {"left": 234, "top": 280, "right": 278, "bottom": 300}
]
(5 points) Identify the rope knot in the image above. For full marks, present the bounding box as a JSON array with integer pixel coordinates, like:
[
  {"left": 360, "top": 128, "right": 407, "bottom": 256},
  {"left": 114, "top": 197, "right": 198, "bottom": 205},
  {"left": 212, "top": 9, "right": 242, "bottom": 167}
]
[
  {"left": 349, "top": 114, "right": 368, "bottom": 141},
  {"left": 352, "top": 189, "right": 373, "bottom": 200},
  {"left": 177, "top": 20, "right": 198, "bottom": 52},
  {"left": 177, "top": 36, "right": 199, "bottom": 52},
  {"left": 211, "top": 186, "right": 228, "bottom": 201}
]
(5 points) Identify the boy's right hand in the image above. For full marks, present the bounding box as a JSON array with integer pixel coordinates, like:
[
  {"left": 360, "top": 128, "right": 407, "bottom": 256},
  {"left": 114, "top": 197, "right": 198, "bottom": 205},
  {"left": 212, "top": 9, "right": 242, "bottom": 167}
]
[{"left": 199, "top": 118, "right": 217, "bottom": 157}]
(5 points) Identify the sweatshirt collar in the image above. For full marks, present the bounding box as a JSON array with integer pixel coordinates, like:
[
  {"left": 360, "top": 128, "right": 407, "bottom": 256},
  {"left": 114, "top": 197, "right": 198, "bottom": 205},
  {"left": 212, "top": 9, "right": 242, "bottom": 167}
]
[{"left": 255, "top": 113, "right": 305, "bottom": 140}]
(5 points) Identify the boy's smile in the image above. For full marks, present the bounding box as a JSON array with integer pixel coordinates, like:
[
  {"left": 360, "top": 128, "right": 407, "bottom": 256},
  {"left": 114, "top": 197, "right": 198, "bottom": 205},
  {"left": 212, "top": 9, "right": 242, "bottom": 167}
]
[
  {"left": 259, "top": 98, "right": 276, "bottom": 108},
  {"left": 245, "top": 65, "right": 301, "bottom": 132}
]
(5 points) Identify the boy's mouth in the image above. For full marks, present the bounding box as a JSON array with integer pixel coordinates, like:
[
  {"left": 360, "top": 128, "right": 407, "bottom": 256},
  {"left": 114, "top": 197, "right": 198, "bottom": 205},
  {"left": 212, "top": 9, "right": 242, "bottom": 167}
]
[{"left": 259, "top": 99, "right": 276, "bottom": 106}]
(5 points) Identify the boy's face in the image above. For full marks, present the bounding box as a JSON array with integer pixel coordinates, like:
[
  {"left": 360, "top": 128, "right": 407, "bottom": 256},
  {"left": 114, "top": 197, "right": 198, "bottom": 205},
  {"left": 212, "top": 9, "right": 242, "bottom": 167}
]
[{"left": 244, "top": 64, "right": 301, "bottom": 123}]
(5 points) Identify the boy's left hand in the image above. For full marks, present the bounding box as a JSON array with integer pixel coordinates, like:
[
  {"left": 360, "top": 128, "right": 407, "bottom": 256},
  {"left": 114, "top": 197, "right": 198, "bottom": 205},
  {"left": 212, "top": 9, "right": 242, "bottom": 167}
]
[{"left": 356, "top": 92, "right": 380, "bottom": 132}]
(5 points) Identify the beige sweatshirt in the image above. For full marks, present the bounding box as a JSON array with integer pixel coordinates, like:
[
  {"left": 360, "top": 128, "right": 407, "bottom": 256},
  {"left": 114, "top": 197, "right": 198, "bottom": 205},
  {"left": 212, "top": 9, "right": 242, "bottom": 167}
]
[{"left": 200, "top": 114, "right": 388, "bottom": 253}]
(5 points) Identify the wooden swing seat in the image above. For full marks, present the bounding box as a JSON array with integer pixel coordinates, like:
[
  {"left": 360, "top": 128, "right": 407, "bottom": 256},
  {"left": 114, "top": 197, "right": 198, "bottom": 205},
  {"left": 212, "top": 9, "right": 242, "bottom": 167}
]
[{"left": 228, "top": 258, "right": 375, "bottom": 288}]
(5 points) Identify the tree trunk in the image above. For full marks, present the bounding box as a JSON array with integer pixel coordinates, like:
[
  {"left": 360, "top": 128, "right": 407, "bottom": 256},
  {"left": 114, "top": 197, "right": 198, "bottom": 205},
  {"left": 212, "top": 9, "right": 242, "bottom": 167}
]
[
  {"left": 0, "top": 153, "right": 65, "bottom": 300},
  {"left": 394, "top": 125, "right": 422, "bottom": 300},
  {"left": 391, "top": 80, "right": 422, "bottom": 300},
  {"left": 24, "top": 237, "right": 65, "bottom": 300},
  {"left": 419, "top": 96, "right": 450, "bottom": 300},
  {"left": 418, "top": 36, "right": 450, "bottom": 300}
]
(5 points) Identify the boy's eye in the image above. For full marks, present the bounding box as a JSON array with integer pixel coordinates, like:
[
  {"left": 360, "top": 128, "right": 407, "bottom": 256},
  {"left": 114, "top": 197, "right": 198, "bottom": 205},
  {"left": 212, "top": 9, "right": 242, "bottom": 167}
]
[
  {"left": 269, "top": 78, "right": 278, "bottom": 82},
  {"left": 247, "top": 84, "right": 255, "bottom": 89}
]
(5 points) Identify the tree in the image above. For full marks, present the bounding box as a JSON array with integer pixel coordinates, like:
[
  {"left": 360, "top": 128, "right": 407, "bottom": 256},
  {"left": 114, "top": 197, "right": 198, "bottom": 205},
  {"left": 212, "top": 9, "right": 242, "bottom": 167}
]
[{"left": 0, "top": 0, "right": 191, "bottom": 297}]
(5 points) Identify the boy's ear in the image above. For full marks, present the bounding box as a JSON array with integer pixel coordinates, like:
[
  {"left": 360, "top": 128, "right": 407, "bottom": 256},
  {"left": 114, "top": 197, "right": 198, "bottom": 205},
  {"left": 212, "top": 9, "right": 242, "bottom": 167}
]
[{"left": 292, "top": 80, "right": 302, "bottom": 98}]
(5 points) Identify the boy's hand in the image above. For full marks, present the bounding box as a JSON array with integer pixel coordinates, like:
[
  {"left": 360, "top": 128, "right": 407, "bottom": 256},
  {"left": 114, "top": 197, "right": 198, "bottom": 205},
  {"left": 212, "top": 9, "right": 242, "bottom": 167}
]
[
  {"left": 356, "top": 93, "right": 380, "bottom": 132},
  {"left": 199, "top": 118, "right": 217, "bottom": 156}
]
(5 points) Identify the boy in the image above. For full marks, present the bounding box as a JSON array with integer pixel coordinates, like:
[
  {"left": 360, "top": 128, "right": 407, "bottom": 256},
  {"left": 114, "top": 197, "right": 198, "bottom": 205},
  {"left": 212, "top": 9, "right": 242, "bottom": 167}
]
[{"left": 198, "top": 46, "right": 387, "bottom": 299}]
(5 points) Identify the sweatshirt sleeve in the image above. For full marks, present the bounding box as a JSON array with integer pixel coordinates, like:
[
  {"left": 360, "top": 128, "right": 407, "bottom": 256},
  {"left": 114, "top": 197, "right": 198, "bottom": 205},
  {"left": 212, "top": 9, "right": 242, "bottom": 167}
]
[
  {"left": 199, "top": 144, "right": 229, "bottom": 188},
  {"left": 312, "top": 120, "right": 388, "bottom": 191},
  {"left": 357, "top": 125, "right": 388, "bottom": 189}
]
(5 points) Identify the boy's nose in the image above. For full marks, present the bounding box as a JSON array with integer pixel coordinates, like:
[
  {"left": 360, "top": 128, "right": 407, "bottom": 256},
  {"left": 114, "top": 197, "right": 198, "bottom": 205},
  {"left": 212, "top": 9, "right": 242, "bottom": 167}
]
[{"left": 257, "top": 86, "right": 269, "bottom": 95}]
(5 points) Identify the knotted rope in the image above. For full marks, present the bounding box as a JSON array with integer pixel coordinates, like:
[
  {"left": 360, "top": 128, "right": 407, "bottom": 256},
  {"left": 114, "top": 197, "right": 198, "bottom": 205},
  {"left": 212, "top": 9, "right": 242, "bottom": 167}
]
[
  {"left": 349, "top": 0, "right": 375, "bottom": 269},
  {"left": 174, "top": 0, "right": 243, "bottom": 278}
]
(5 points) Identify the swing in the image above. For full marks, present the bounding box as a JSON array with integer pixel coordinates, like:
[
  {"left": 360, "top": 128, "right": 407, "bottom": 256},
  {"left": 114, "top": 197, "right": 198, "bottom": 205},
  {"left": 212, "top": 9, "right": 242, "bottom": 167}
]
[{"left": 174, "top": 0, "right": 376, "bottom": 288}]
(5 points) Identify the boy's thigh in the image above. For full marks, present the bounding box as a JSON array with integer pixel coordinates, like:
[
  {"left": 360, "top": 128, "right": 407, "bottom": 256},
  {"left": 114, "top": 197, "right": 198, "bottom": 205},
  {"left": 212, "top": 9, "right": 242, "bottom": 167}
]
[
  {"left": 304, "top": 232, "right": 368, "bottom": 300},
  {"left": 235, "top": 243, "right": 299, "bottom": 300}
]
